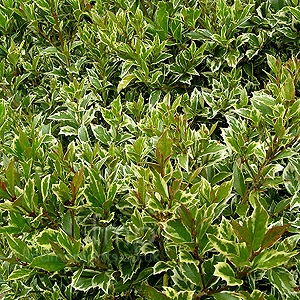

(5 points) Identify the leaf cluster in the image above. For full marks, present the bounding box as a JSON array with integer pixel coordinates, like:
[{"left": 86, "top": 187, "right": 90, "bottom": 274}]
[{"left": 0, "top": 0, "right": 300, "bottom": 299}]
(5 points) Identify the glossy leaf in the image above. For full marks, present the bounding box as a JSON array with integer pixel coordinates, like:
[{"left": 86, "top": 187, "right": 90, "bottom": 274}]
[
  {"left": 214, "top": 262, "right": 243, "bottom": 286},
  {"left": 233, "top": 164, "right": 246, "bottom": 197},
  {"left": 30, "top": 255, "right": 66, "bottom": 272}
]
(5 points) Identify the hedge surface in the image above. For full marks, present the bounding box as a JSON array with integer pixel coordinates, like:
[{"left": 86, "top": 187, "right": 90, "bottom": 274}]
[{"left": 0, "top": 0, "right": 300, "bottom": 299}]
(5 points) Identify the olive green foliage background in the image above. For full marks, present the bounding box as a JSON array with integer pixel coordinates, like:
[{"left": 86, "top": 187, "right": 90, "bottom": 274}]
[{"left": 0, "top": 0, "right": 300, "bottom": 299}]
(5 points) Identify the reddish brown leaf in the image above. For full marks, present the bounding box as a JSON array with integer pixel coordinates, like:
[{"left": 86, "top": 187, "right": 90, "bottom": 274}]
[{"left": 261, "top": 223, "right": 291, "bottom": 249}]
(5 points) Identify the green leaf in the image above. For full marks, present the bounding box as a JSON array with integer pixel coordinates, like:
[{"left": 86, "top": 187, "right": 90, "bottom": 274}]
[
  {"left": 91, "top": 124, "right": 112, "bottom": 145},
  {"left": 214, "top": 262, "right": 243, "bottom": 286},
  {"left": 117, "top": 74, "right": 135, "bottom": 93},
  {"left": 8, "top": 212, "right": 27, "bottom": 231},
  {"left": 253, "top": 249, "right": 297, "bottom": 270},
  {"left": 246, "top": 199, "right": 268, "bottom": 251},
  {"left": 282, "top": 76, "right": 295, "bottom": 102},
  {"left": 288, "top": 99, "right": 300, "bottom": 118},
  {"left": 119, "top": 259, "right": 137, "bottom": 282},
  {"left": 156, "top": 130, "right": 173, "bottom": 166},
  {"left": 72, "top": 270, "right": 99, "bottom": 291},
  {"left": 187, "top": 29, "right": 212, "bottom": 41},
  {"left": 178, "top": 153, "right": 189, "bottom": 171},
  {"left": 274, "top": 117, "right": 285, "bottom": 138},
  {"left": 153, "top": 261, "right": 173, "bottom": 275},
  {"left": 42, "top": 46, "right": 60, "bottom": 54},
  {"left": 36, "top": 229, "right": 58, "bottom": 249},
  {"left": 290, "top": 7, "right": 300, "bottom": 21},
  {"left": 239, "top": 290, "right": 265, "bottom": 300},
  {"left": 195, "top": 204, "right": 216, "bottom": 240},
  {"left": 5, "top": 158, "right": 14, "bottom": 195},
  {"left": 41, "top": 174, "right": 51, "bottom": 202},
  {"left": 251, "top": 92, "right": 275, "bottom": 116},
  {"left": 59, "top": 125, "right": 78, "bottom": 136},
  {"left": 153, "top": 170, "right": 169, "bottom": 198},
  {"left": 230, "top": 219, "right": 252, "bottom": 247},
  {"left": 62, "top": 210, "right": 80, "bottom": 240},
  {"left": 211, "top": 172, "right": 232, "bottom": 185},
  {"left": 72, "top": 265, "right": 84, "bottom": 287},
  {"left": 268, "top": 267, "right": 298, "bottom": 297},
  {"left": 85, "top": 170, "right": 106, "bottom": 212},
  {"left": 213, "top": 292, "right": 242, "bottom": 300},
  {"left": 52, "top": 181, "right": 72, "bottom": 204},
  {"left": 6, "top": 235, "right": 29, "bottom": 258},
  {"left": 163, "top": 219, "right": 192, "bottom": 244},
  {"left": 131, "top": 208, "right": 143, "bottom": 228},
  {"left": 181, "top": 263, "right": 202, "bottom": 287},
  {"left": 92, "top": 271, "right": 113, "bottom": 293},
  {"left": 78, "top": 124, "right": 89, "bottom": 142},
  {"left": 270, "top": 0, "right": 284, "bottom": 11},
  {"left": 58, "top": 229, "right": 81, "bottom": 257},
  {"left": 291, "top": 191, "right": 300, "bottom": 210},
  {"left": 199, "top": 140, "right": 226, "bottom": 158},
  {"left": 141, "top": 283, "right": 170, "bottom": 300},
  {"left": 8, "top": 268, "right": 35, "bottom": 281},
  {"left": 111, "top": 96, "right": 122, "bottom": 114},
  {"left": 207, "top": 234, "right": 251, "bottom": 268},
  {"left": 133, "top": 267, "right": 153, "bottom": 283},
  {"left": 226, "top": 137, "right": 240, "bottom": 154},
  {"left": 233, "top": 163, "right": 246, "bottom": 197},
  {"left": 216, "top": 179, "right": 233, "bottom": 203},
  {"left": 156, "top": 3, "right": 169, "bottom": 33},
  {"left": 49, "top": 111, "right": 74, "bottom": 121},
  {"left": 267, "top": 54, "right": 278, "bottom": 74},
  {"left": 235, "top": 203, "right": 249, "bottom": 217},
  {"left": 30, "top": 255, "right": 65, "bottom": 272},
  {"left": 72, "top": 167, "right": 84, "bottom": 192},
  {"left": 167, "top": 289, "right": 194, "bottom": 300},
  {"left": 49, "top": 239, "right": 65, "bottom": 259},
  {"left": 20, "top": 159, "right": 32, "bottom": 182},
  {"left": 0, "top": 201, "right": 20, "bottom": 213},
  {"left": 177, "top": 205, "right": 193, "bottom": 229},
  {"left": 103, "top": 182, "right": 118, "bottom": 211},
  {"left": 272, "top": 149, "right": 296, "bottom": 161},
  {"left": 149, "top": 90, "right": 161, "bottom": 107},
  {"left": 23, "top": 178, "right": 37, "bottom": 212}
]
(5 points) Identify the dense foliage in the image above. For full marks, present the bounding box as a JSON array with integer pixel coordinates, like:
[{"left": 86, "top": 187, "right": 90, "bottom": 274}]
[{"left": 0, "top": 0, "right": 300, "bottom": 299}]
